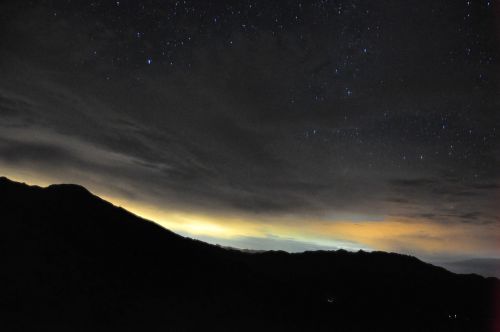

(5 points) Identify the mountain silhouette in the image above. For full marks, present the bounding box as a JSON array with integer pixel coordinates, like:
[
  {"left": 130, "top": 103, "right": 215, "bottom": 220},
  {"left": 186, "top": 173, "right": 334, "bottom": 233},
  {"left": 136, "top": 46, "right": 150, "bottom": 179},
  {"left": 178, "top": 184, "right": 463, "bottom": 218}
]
[{"left": 1, "top": 177, "right": 498, "bottom": 331}]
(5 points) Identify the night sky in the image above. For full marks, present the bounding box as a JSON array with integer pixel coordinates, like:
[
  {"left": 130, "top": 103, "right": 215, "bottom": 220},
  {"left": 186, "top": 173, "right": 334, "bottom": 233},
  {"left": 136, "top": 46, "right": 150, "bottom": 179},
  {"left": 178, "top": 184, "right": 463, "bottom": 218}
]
[{"left": 0, "top": 1, "right": 498, "bottom": 265}]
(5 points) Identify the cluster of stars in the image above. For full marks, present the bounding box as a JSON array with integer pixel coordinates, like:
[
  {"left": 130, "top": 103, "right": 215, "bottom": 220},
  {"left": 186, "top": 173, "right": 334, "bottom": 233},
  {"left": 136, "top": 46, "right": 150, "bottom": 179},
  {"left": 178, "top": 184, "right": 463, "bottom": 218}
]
[{"left": 39, "top": 0, "right": 497, "bottom": 183}]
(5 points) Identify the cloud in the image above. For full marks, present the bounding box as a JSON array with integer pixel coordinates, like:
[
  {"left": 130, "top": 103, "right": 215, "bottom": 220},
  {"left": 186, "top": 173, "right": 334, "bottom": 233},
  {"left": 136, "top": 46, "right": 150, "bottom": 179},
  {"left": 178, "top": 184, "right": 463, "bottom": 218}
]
[
  {"left": 0, "top": 52, "right": 497, "bottom": 225},
  {"left": 0, "top": 0, "right": 498, "bottom": 260}
]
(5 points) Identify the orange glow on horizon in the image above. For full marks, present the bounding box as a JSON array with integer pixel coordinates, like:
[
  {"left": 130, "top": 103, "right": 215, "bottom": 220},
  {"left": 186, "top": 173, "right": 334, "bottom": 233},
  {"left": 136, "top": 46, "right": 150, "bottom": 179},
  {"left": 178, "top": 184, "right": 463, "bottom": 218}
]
[{"left": 2, "top": 169, "right": 499, "bottom": 258}]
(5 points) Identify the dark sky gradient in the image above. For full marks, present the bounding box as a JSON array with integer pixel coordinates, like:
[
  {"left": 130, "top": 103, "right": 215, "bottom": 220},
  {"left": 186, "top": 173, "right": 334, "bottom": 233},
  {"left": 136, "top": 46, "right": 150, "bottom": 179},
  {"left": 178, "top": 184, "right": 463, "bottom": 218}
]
[{"left": 0, "top": 1, "right": 498, "bottom": 264}]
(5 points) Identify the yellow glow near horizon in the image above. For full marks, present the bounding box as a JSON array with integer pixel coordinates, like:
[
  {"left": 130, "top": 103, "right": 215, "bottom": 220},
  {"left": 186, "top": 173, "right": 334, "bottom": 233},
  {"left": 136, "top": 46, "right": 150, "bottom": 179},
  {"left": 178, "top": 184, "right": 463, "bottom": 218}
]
[
  {"left": 2, "top": 169, "right": 499, "bottom": 258},
  {"left": 85, "top": 193, "right": 500, "bottom": 257},
  {"left": 307, "top": 219, "right": 500, "bottom": 256}
]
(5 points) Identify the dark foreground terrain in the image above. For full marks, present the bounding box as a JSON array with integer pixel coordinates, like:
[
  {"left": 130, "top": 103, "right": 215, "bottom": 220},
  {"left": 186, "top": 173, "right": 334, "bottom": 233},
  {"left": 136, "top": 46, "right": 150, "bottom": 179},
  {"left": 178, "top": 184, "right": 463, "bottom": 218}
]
[{"left": 0, "top": 177, "right": 498, "bottom": 331}]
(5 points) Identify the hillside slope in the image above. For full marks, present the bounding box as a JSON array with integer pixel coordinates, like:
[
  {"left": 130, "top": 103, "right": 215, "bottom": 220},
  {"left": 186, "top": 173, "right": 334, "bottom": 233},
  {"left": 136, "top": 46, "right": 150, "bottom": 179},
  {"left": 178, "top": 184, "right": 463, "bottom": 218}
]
[{"left": 0, "top": 177, "right": 498, "bottom": 331}]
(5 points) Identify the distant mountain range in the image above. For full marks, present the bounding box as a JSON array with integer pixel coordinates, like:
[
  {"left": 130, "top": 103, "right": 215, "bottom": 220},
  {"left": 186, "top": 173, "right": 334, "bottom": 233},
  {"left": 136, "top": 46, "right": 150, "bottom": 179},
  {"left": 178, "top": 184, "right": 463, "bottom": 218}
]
[
  {"left": 439, "top": 258, "right": 500, "bottom": 279},
  {"left": 1, "top": 177, "right": 498, "bottom": 331}
]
